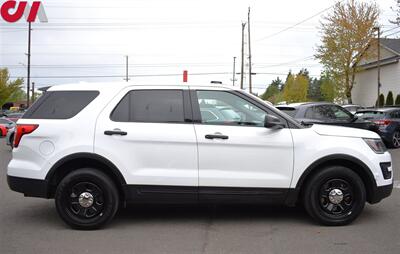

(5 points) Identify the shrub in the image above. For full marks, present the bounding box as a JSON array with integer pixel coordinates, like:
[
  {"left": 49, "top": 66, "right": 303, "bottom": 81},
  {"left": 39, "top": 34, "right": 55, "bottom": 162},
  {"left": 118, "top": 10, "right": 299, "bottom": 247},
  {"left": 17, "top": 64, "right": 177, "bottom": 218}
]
[
  {"left": 377, "top": 94, "right": 385, "bottom": 107},
  {"left": 395, "top": 94, "right": 400, "bottom": 106},
  {"left": 386, "top": 91, "right": 394, "bottom": 106}
]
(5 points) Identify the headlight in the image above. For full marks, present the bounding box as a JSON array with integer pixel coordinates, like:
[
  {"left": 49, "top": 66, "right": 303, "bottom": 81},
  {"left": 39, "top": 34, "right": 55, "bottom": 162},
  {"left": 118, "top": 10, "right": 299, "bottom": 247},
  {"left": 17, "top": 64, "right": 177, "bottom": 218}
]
[{"left": 363, "top": 138, "right": 387, "bottom": 154}]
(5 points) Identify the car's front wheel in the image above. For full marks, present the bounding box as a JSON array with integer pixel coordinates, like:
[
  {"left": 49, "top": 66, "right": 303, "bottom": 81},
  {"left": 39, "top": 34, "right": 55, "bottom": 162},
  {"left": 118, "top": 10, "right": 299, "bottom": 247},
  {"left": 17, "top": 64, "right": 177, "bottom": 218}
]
[
  {"left": 55, "top": 168, "right": 119, "bottom": 230},
  {"left": 390, "top": 130, "right": 400, "bottom": 148},
  {"left": 303, "top": 166, "right": 366, "bottom": 226}
]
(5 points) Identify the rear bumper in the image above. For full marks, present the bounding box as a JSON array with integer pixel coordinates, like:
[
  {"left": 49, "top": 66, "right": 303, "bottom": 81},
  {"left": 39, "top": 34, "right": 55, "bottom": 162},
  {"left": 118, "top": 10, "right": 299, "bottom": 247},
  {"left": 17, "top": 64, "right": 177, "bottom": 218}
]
[
  {"left": 7, "top": 175, "right": 50, "bottom": 198},
  {"left": 368, "top": 183, "right": 393, "bottom": 204}
]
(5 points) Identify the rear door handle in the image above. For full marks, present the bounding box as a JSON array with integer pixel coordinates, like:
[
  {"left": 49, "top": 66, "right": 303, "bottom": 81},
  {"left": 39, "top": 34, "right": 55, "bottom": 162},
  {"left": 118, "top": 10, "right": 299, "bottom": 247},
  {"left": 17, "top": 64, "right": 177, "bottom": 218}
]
[
  {"left": 104, "top": 130, "right": 127, "bottom": 136},
  {"left": 205, "top": 134, "right": 229, "bottom": 140}
]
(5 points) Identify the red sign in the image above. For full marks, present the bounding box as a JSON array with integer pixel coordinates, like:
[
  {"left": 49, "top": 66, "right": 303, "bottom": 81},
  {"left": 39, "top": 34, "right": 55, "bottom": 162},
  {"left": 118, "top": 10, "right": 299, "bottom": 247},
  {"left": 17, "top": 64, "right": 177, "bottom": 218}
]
[
  {"left": 1, "top": 1, "right": 47, "bottom": 23},
  {"left": 183, "top": 70, "right": 188, "bottom": 82}
]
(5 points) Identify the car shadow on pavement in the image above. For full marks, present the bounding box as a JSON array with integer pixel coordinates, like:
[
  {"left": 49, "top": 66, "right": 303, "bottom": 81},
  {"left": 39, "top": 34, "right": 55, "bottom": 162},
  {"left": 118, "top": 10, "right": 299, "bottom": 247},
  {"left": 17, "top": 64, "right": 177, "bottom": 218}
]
[
  {"left": 111, "top": 204, "right": 314, "bottom": 227},
  {"left": 6, "top": 202, "right": 384, "bottom": 230}
]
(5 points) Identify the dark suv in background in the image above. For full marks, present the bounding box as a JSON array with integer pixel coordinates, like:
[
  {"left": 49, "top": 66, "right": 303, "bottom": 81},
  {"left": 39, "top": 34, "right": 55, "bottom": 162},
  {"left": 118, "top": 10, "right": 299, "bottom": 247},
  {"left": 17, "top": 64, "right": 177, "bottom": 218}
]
[
  {"left": 355, "top": 108, "right": 400, "bottom": 148},
  {"left": 276, "top": 102, "right": 379, "bottom": 133}
]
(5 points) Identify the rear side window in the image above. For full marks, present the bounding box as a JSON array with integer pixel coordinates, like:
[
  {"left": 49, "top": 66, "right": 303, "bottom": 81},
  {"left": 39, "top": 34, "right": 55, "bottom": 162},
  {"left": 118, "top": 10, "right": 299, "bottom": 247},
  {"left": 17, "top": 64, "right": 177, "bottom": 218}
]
[
  {"left": 23, "top": 91, "right": 99, "bottom": 119},
  {"left": 111, "top": 90, "right": 185, "bottom": 123}
]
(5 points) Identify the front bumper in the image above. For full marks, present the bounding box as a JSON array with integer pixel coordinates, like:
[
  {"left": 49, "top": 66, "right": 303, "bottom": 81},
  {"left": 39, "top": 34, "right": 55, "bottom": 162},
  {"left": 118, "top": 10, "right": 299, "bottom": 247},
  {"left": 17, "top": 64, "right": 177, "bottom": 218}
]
[
  {"left": 7, "top": 175, "right": 50, "bottom": 198},
  {"left": 368, "top": 183, "right": 393, "bottom": 204}
]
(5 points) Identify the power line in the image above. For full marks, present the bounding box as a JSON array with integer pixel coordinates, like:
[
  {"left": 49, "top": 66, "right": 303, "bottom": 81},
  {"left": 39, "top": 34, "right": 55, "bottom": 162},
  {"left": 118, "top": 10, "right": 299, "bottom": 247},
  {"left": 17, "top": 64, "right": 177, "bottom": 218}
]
[
  {"left": 384, "top": 30, "right": 400, "bottom": 37},
  {"left": 9, "top": 71, "right": 320, "bottom": 79},
  {"left": 256, "top": 0, "right": 344, "bottom": 42}
]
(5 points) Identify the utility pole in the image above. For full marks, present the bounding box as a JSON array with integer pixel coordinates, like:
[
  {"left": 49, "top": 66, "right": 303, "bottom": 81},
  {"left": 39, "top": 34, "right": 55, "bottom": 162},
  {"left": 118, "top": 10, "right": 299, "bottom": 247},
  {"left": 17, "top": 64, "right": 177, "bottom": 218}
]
[
  {"left": 240, "top": 22, "right": 246, "bottom": 90},
  {"left": 124, "top": 55, "right": 129, "bottom": 82},
  {"left": 232, "top": 57, "right": 236, "bottom": 86},
  {"left": 377, "top": 27, "right": 381, "bottom": 107},
  {"left": 247, "top": 7, "right": 253, "bottom": 94},
  {"left": 27, "top": 22, "right": 32, "bottom": 108},
  {"left": 31, "top": 82, "right": 35, "bottom": 103}
]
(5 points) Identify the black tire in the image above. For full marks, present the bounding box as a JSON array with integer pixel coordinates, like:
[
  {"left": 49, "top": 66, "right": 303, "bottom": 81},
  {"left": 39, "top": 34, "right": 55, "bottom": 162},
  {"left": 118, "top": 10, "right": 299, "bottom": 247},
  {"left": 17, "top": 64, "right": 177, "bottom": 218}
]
[
  {"left": 8, "top": 133, "right": 14, "bottom": 148},
  {"left": 389, "top": 130, "right": 400, "bottom": 148},
  {"left": 303, "top": 166, "right": 366, "bottom": 226},
  {"left": 55, "top": 168, "right": 119, "bottom": 230}
]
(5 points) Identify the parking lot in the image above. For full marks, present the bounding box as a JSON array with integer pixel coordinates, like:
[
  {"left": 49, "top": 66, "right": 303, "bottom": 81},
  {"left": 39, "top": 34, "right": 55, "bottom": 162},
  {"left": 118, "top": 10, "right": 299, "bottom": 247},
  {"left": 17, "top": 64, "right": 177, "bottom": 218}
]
[{"left": 0, "top": 138, "right": 399, "bottom": 254}]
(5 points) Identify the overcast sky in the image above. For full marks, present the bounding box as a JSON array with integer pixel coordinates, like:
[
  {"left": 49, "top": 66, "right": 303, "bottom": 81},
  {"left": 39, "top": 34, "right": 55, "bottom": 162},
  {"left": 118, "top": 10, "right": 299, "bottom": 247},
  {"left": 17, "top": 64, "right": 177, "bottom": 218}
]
[{"left": 0, "top": 0, "right": 398, "bottom": 94}]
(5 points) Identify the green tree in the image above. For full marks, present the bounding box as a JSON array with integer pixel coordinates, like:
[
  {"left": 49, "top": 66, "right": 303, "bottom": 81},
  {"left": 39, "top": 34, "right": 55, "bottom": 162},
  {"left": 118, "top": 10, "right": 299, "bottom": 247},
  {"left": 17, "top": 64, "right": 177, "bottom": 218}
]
[
  {"left": 260, "top": 77, "right": 283, "bottom": 102},
  {"left": 386, "top": 91, "right": 394, "bottom": 106},
  {"left": 308, "top": 77, "right": 323, "bottom": 101},
  {"left": 316, "top": 0, "right": 379, "bottom": 103},
  {"left": 282, "top": 71, "right": 309, "bottom": 103},
  {"left": 0, "top": 68, "right": 24, "bottom": 108},
  {"left": 395, "top": 94, "right": 400, "bottom": 105},
  {"left": 320, "top": 71, "right": 336, "bottom": 102}
]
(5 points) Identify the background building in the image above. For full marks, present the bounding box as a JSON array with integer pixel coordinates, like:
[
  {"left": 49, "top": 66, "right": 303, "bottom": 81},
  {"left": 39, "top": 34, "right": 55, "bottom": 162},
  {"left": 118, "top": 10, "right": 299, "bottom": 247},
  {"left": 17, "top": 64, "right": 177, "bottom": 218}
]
[{"left": 352, "top": 38, "right": 400, "bottom": 107}]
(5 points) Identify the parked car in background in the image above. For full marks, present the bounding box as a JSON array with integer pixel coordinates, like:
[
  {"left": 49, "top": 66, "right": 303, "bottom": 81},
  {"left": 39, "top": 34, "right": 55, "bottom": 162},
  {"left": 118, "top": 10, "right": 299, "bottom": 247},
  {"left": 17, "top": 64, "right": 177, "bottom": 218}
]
[
  {"left": 0, "top": 118, "right": 16, "bottom": 130},
  {"left": 5, "top": 112, "right": 24, "bottom": 123},
  {"left": 355, "top": 108, "right": 400, "bottom": 148},
  {"left": 342, "top": 104, "right": 364, "bottom": 114},
  {"left": 0, "top": 125, "right": 7, "bottom": 137},
  {"left": 276, "top": 102, "right": 378, "bottom": 132},
  {"left": 6, "top": 127, "right": 15, "bottom": 147}
]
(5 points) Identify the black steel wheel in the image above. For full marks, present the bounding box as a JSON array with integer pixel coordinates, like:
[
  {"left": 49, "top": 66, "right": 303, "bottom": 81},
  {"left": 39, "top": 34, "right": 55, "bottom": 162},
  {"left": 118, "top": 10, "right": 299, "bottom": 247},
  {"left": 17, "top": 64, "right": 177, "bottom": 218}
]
[
  {"left": 55, "top": 168, "right": 119, "bottom": 230},
  {"left": 303, "top": 166, "right": 366, "bottom": 226}
]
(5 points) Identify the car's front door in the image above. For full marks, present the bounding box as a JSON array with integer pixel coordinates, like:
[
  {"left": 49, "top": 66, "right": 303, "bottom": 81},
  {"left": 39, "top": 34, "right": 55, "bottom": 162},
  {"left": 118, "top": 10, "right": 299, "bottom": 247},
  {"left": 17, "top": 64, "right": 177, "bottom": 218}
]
[
  {"left": 95, "top": 86, "right": 198, "bottom": 203},
  {"left": 190, "top": 88, "right": 294, "bottom": 202}
]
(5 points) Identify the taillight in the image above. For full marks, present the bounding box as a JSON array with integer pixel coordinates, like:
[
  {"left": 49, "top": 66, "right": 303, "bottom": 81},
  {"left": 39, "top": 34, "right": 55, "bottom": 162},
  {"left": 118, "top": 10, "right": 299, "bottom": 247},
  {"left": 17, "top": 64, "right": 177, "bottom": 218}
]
[
  {"left": 14, "top": 124, "right": 39, "bottom": 148},
  {"left": 373, "top": 119, "right": 392, "bottom": 126}
]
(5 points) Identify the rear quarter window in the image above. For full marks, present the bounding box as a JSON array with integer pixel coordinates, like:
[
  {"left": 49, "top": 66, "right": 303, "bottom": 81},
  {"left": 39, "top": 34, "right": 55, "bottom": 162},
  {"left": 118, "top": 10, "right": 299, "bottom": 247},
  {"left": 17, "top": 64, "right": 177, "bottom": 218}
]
[{"left": 23, "top": 91, "right": 99, "bottom": 119}]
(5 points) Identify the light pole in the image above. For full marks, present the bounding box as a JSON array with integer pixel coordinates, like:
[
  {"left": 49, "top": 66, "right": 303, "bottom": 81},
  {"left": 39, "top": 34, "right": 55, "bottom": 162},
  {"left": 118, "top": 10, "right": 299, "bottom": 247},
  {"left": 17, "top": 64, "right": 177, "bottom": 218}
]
[{"left": 373, "top": 26, "right": 381, "bottom": 107}]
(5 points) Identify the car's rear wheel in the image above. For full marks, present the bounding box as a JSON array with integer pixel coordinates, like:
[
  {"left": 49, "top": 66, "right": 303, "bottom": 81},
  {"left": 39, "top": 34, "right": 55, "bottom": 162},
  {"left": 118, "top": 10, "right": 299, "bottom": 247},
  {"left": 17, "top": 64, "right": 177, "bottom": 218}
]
[
  {"left": 55, "top": 168, "right": 119, "bottom": 230},
  {"left": 303, "top": 166, "right": 366, "bottom": 226},
  {"left": 391, "top": 130, "right": 400, "bottom": 148}
]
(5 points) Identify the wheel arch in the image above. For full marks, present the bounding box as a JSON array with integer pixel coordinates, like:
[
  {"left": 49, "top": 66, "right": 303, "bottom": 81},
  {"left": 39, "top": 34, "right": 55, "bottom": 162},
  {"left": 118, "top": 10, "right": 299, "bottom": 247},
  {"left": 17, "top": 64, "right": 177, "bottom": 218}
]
[
  {"left": 45, "top": 153, "right": 127, "bottom": 199},
  {"left": 286, "top": 154, "right": 377, "bottom": 206}
]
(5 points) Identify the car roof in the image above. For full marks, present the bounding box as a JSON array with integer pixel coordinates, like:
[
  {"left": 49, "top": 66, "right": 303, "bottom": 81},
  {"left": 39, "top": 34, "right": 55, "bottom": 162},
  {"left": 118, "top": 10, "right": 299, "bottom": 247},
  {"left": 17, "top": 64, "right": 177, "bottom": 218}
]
[
  {"left": 47, "top": 82, "right": 240, "bottom": 92},
  {"left": 276, "top": 102, "right": 335, "bottom": 109},
  {"left": 357, "top": 107, "right": 400, "bottom": 113}
]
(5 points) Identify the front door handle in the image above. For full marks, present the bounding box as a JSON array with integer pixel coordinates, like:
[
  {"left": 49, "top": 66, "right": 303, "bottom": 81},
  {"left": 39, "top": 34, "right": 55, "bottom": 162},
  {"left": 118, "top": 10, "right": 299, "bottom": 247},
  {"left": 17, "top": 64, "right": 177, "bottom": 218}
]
[
  {"left": 205, "top": 133, "right": 229, "bottom": 140},
  {"left": 104, "top": 130, "right": 127, "bottom": 136}
]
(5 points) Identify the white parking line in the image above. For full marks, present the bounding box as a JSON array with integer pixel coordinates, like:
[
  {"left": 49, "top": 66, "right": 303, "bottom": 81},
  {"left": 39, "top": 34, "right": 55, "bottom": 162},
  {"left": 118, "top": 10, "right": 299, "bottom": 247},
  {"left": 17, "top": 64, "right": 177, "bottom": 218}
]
[{"left": 394, "top": 181, "right": 400, "bottom": 189}]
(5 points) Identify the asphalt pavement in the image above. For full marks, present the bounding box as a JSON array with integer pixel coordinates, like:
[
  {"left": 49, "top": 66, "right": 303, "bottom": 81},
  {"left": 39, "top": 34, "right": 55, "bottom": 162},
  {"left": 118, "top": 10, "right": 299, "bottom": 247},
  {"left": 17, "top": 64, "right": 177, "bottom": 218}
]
[{"left": 0, "top": 138, "right": 399, "bottom": 254}]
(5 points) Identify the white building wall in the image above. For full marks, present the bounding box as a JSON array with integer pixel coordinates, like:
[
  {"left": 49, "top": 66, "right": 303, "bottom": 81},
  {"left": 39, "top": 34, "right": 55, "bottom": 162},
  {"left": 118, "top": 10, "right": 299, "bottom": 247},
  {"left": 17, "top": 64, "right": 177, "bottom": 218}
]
[{"left": 352, "top": 62, "right": 400, "bottom": 107}]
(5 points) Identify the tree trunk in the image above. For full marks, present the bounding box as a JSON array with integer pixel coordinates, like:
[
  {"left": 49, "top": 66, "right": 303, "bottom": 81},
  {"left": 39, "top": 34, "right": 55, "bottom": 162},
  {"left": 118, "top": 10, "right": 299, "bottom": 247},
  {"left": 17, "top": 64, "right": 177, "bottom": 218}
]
[{"left": 345, "top": 71, "right": 352, "bottom": 104}]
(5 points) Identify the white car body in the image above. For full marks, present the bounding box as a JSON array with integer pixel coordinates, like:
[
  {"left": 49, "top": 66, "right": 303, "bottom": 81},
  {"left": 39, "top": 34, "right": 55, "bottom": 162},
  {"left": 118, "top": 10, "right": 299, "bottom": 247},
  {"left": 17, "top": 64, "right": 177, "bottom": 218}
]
[{"left": 7, "top": 82, "right": 394, "bottom": 227}]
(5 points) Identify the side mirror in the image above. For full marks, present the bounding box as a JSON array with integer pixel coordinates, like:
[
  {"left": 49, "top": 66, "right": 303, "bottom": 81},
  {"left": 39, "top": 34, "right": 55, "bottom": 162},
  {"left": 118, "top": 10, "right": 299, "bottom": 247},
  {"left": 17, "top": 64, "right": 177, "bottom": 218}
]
[{"left": 264, "top": 115, "right": 285, "bottom": 129}]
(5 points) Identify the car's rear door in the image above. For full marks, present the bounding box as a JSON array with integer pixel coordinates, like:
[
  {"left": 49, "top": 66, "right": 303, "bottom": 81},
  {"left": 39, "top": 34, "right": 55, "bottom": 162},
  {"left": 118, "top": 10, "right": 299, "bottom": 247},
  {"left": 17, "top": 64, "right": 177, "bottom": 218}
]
[{"left": 95, "top": 86, "right": 198, "bottom": 203}]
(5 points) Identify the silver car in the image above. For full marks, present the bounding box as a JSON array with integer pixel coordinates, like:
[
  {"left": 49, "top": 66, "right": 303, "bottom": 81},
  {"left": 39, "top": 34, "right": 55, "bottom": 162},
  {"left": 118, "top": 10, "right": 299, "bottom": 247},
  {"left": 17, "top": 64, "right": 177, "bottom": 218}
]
[{"left": 5, "top": 127, "right": 15, "bottom": 148}]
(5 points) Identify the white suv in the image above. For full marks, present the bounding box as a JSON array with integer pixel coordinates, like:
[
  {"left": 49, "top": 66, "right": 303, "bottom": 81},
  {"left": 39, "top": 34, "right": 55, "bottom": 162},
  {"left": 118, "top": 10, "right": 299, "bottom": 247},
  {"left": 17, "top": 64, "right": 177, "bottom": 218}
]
[{"left": 7, "top": 83, "right": 393, "bottom": 229}]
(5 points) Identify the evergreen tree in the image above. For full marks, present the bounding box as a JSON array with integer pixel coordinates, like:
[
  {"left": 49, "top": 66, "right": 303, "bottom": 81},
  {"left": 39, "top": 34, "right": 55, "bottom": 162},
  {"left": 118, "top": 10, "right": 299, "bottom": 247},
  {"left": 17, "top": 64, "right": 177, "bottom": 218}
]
[{"left": 386, "top": 91, "right": 394, "bottom": 106}]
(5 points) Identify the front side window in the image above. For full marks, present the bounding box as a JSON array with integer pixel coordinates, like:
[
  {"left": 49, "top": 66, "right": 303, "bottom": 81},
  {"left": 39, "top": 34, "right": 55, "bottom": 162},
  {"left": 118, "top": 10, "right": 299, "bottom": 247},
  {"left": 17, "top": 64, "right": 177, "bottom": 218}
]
[
  {"left": 196, "top": 90, "right": 267, "bottom": 126},
  {"left": 111, "top": 90, "right": 185, "bottom": 123}
]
